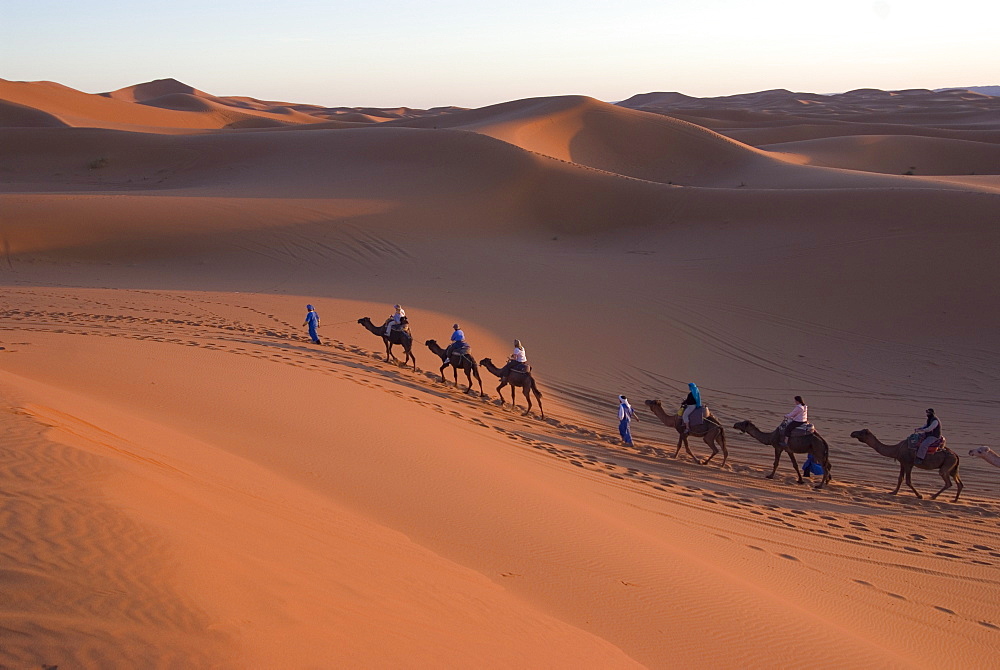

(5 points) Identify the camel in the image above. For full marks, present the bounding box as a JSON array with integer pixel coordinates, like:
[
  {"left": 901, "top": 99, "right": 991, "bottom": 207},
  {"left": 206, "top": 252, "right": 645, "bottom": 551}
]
[
  {"left": 969, "top": 446, "right": 1000, "bottom": 468},
  {"left": 357, "top": 316, "right": 416, "bottom": 370},
  {"left": 644, "top": 400, "right": 728, "bottom": 466},
  {"left": 479, "top": 357, "right": 544, "bottom": 419},
  {"left": 425, "top": 340, "right": 485, "bottom": 396},
  {"left": 850, "top": 429, "right": 962, "bottom": 502},
  {"left": 733, "top": 420, "right": 832, "bottom": 488}
]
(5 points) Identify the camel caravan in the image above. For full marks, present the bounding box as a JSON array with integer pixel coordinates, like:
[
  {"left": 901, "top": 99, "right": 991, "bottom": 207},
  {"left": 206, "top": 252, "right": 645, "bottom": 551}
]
[{"left": 348, "top": 307, "right": 992, "bottom": 503}]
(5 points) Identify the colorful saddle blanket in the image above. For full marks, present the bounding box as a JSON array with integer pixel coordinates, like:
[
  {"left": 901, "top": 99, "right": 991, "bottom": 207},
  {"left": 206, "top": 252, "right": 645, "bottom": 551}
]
[{"left": 908, "top": 433, "right": 946, "bottom": 455}]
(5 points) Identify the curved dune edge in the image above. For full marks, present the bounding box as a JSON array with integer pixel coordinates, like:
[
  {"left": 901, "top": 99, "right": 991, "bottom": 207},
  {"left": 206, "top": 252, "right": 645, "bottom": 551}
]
[
  {"left": 2, "top": 77, "right": 999, "bottom": 668},
  {"left": 1, "top": 289, "right": 999, "bottom": 668},
  {"left": 0, "top": 370, "right": 640, "bottom": 669}
]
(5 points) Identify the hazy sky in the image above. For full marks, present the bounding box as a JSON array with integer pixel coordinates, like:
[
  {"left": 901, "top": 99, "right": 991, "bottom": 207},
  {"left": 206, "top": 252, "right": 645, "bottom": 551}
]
[{"left": 3, "top": 0, "right": 997, "bottom": 108}]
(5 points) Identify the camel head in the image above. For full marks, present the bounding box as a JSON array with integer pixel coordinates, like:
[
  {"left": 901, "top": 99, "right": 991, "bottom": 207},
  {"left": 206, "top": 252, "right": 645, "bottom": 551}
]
[
  {"left": 644, "top": 399, "right": 661, "bottom": 408},
  {"left": 479, "top": 357, "right": 493, "bottom": 367},
  {"left": 850, "top": 429, "right": 872, "bottom": 443},
  {"left": 425, "top": 339, "right": 437, "bottom": 346},
  {"left": 733, "top": 420, "right": 753, "bottom": 434},
  {"left": 970, "top": 446, "right": 992, "bottom": 457},
  {"left": 357, "top": 317, "right": 369, "bottom": 325}
]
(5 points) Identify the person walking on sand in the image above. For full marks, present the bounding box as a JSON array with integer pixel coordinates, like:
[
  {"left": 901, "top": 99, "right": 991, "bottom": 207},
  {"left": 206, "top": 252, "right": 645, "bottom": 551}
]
[
  {"left": 303, "top": 304, "right": 321, "bottom": 345},
  {"left": 618, "top": 394, "right": 639, "bottom": 446}
]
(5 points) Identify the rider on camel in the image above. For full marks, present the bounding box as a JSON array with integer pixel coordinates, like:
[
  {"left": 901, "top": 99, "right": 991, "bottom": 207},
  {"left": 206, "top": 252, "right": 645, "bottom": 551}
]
[
  {"left": 680, "top": 382, "right": 702, "bottom": 435},
  {"left": 384, "top": 304, "right": 406, "bottom": 336},
  {"left": 499, "top": 339, "right": 528, "bottom": 377},
  {"left": 443, "top": 323, "right": 468, "bottom": 361}
]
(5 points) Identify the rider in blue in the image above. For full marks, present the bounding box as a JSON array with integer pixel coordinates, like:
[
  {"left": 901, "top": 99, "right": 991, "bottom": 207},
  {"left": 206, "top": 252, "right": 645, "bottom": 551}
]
[
  {"left": 681, "top": 382, "right": 702, "bottom": 433},
  {"left": 443, "top": 323, "right": 468, "bottom": 361},
  {"left": 303, "top": 304, "right": 321, "bottom": 344}
]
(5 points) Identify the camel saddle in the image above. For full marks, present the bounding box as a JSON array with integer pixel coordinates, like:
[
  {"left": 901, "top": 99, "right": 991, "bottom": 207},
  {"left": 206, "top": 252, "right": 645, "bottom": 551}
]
[
  {"left": 687, "top": 406, "right": 712, "bottom": 430},
  {"left": 506, "top": 362, "right": 531, "bottom": 379},
  {"left": 907, "top": 433, "right": 946, "bottom": 455},
  {"left": 776, "top": 420, "right": 815, "bottom": 446},
  {"left": 448, "top": 345, "right": 473, "bottom": 366}
]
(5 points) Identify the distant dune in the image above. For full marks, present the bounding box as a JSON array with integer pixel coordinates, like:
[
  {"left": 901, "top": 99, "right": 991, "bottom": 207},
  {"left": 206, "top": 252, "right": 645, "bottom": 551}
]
[{"left": 2, "top": 77, "right": 999, "bottom": 669}]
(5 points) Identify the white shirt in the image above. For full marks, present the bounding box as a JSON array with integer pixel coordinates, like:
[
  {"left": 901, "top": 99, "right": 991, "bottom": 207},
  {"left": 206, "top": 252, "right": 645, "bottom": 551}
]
[
  {"left": 618, "top": 402, "right": 637, "bottom": 421},
  {"left": 916, "top": 418, "right": 939, "bottom": 433},
  {"left": 511, "top": 346, "right": 526, "bottom": 363},
  {"left": 785, "top": 404, "right": 808, "bottom": 423},
  {"left": 391, "top": 308, "right": 405, "bottom": 324}
]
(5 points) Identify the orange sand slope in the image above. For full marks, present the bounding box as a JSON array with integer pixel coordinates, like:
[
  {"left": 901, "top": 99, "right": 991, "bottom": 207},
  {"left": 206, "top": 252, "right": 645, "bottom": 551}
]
[{"left": 2, "top": 80, "right": 1000, "bottom": 668}]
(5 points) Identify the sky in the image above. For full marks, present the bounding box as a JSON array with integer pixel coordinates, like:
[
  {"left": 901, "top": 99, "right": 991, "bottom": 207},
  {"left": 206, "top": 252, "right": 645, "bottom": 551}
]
[{"left": 2, "top": 0, "right": 998, "bottom": 109}]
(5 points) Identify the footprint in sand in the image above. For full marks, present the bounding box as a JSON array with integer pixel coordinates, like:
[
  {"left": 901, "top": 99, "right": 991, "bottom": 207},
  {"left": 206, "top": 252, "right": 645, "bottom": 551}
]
[{"left": 934, "top": 606, "right": 956, "bottom": 615}]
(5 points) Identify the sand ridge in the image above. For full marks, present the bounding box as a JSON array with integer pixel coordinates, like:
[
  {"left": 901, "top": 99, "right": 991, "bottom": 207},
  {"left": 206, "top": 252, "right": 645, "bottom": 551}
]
[
  {"left": 2, "top": 78, "right": 1000, "bottom": 667},
  {"left": 2, "top": 287, "right": 1000, "bottom": 667}
]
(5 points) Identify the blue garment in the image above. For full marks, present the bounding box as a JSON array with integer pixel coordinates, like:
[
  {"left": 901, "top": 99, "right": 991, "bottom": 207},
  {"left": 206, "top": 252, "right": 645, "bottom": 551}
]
[
  {"left": 451, "top": 329, "right": 465, "bottom": 343},
  {"left": 305, "top": 310, "right": 320, "bottom": 343},
  {"left": 619, "top": 417, "right": 633, "bottom": 444},
  {"left": 688, "top": 383, "right": 702, "bottom": 408},
  {"left": 802, "top": 453, "right": 824, "bottom": 476}
]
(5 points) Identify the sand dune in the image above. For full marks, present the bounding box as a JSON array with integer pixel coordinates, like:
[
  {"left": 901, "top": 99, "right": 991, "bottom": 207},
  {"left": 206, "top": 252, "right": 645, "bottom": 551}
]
[
  {"left": 2, "top": 79, "right": 1000, "bottom": 668},
  {"left": 761, "top": 134, "right": 1000, "bottom": 175}
]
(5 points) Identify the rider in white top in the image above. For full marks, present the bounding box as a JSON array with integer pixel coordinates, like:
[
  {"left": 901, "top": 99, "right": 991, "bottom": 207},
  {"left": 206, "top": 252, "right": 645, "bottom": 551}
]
[
  {"left": 784, "top": 400, "right": 808, "bottom": 424},
  {"left": 500, "top": 339, "right": 528, "bottom": 377},
  {"left": 385, "top": 304, "right": 406, "bottom": 336},
  {"left": 783, "top": 396, "right": 808, "bottom": 443}
]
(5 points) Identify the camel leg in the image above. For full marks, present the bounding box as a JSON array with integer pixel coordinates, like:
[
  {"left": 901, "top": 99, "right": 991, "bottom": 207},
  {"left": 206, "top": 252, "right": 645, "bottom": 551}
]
[
  {"left": 680, "top": 435, "right": 698, "bottom": 462},
  {"left": 439, "top": 362, "right": 448, "bottom": 382},
  {"left": 532, "top": 386, "right": 544, "bottom": 420},
  {"left": 672, "top": 431, "right": 684, "bottom": 459},
  {"left": 930, "top": 465, "right": 953, "bottom": 500},
  {"left": 811, "top": 449, "right": 828, "bottom": 489},
  {"left": 892, "top": 465, "right": 906, "bottom": 495},
  {"left": 903, "top": 466, "right": 922, "bottom": 498},
  {"left": 953, "top": 468, "right": 964, "bottom": 503},
  {"left": 496, "top": 381, "right": 512, "bottom": 407},
  {"left": 472, "top": 368, "right": 485, "bottom": 397},
  {"left": 786, "top": 452, "right": 804, "bottom": 483},
  {"left": 718, "top": 429, "right": 729, "bottom": 468},
  {"left": 701, "top": 434, "right": 718, "bottom": 465},
  {"left": 766, "top": 448, "right": 782, "bottom": 479},
  {"left": 521, "top": 384, "right": 532, "bottom": 416}
]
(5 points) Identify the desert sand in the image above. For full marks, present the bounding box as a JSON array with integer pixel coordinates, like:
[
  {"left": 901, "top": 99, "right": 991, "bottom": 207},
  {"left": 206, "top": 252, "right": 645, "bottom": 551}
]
[{"left": 2, "top": 78, "right": 1000, "bottom": 668}]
